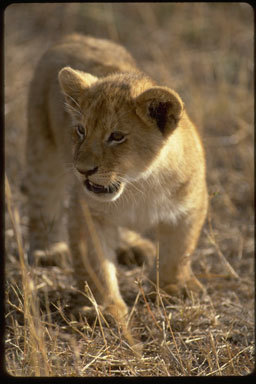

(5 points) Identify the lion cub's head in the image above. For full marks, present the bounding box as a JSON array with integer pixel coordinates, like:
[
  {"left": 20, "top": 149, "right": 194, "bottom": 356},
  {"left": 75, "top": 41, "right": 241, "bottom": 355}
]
[{"left": 58, "top": 67, "right": 184, "bottom": 202}]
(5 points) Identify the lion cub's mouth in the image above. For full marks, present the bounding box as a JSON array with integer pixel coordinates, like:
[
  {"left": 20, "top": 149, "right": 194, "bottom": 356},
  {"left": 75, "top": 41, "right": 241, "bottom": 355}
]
[{"left": 84, "top": 179, "right": 121, "bottom": 195}]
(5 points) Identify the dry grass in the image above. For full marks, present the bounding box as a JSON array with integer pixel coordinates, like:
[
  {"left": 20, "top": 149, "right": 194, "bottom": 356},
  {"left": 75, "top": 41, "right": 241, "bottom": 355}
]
[{"left": 4, "top": 3, "right": 254, "bottom": 376}]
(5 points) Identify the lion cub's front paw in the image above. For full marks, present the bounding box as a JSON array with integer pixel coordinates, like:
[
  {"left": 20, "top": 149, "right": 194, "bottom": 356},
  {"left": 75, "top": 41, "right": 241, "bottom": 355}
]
[
  {"left": 28, "top": 242, "right": 70, "bottom": 268},
  {"left": 79, "top": 302, "right": 141, "bottom": 352},
  {"left": 104, "top": 300, "right": 129, "bottom": 323},
  {"left": 75, "top": 297, "right": 128, "bottom": 325}
]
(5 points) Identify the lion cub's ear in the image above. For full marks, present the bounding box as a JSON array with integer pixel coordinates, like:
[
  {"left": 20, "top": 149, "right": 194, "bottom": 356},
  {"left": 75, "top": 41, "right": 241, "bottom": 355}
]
[
  {"left": 58, "top": 66, "right": 98, "bottom": 109},
  {"left": 135, "top": 87, "right": 184, "bottom": 136}
]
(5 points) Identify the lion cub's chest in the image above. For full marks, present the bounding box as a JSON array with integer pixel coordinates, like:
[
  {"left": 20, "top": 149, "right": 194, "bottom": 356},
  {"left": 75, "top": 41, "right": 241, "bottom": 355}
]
[{"left": 98, "top": 186, "right": 186, "bottom": 231}]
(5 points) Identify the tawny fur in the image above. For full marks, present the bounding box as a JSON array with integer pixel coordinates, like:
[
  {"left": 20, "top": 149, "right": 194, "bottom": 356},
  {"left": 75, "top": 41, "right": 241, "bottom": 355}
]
[{"left": 26, "top": 34, "right": 208, "bottom": 322}]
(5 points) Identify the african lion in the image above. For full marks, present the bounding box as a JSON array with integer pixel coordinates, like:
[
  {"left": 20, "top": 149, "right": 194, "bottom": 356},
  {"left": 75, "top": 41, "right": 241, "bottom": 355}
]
[{"left": 26, "top": 34, "right": 208, "bottom": 325}]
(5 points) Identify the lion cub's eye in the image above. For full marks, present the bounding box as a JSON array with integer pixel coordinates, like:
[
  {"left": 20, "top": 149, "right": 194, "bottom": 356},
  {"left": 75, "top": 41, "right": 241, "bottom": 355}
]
[
  {"left": 107, "top": 131, "right": 126, "bottom": 145},
  {"left": 75, "top": 124, "right": 86, "bottom": 140}
]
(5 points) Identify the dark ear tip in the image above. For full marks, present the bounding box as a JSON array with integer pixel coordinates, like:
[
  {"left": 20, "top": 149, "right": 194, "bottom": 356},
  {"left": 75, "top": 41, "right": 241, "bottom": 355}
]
[{"left": 135, "top": 86, "right": 184, "bottom": 134}]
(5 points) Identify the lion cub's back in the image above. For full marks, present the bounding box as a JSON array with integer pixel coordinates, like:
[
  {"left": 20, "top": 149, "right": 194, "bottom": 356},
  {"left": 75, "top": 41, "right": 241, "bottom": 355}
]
[
  {"left": 55, "top": 34, "right": 137, "bottom": 74},
  {"left": 35, "top": 34, "right": 138, "bottom": 86}
]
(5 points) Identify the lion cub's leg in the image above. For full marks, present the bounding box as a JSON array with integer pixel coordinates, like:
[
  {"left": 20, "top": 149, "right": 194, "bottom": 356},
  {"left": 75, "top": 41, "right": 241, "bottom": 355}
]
[
  {"left": 68, "top": 192, "right": 128, "bottom": 323},
  {"left": 26, "top": 116, "right": 69, "bottom": 266},
  {"left": 117, "top": 228, "right": 155, "bottom": 268},
  {"left": 149, "top": 213, "right": 206, "bottom": 296}
]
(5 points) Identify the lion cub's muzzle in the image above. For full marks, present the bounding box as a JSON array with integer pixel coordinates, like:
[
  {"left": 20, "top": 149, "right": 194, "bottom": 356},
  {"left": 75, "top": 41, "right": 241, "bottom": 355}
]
[
  {"left": 84, "top": 179, "right": 121, "bottom": 195},
  {"left": 75, "top": 165, "right": 124, "bottom": 201}
]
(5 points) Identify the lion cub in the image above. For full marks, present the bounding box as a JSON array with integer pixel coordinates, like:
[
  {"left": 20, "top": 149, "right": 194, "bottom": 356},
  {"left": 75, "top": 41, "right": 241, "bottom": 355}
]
[{"left": 26, "top": 34, "right": 208, "bottom": 323}]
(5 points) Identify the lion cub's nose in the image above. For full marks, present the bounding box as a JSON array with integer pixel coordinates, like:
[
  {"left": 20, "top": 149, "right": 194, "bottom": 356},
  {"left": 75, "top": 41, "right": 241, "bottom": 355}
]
[{"left": 77, "top": 166, "right": 98, "bottom": 177}]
